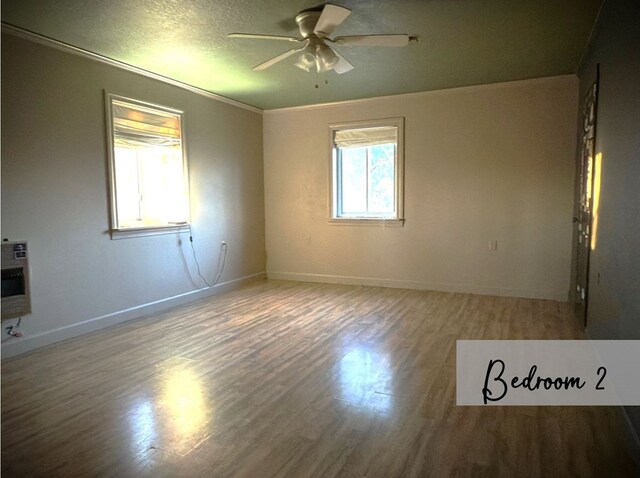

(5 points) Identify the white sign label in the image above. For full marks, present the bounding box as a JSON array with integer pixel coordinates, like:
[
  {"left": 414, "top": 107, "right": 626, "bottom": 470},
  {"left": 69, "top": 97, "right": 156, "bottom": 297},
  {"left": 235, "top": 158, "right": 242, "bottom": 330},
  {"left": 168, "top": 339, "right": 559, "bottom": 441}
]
[{"left": 456, "top": 340, "right": 640, "bottom": 405}]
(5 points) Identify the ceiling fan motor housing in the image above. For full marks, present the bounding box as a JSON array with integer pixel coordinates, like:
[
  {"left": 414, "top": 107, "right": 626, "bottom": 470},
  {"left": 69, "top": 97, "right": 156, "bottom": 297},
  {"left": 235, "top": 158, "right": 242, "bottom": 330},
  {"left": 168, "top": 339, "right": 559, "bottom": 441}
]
[{"left": 295, "top": 11, "right": 322, "bottom": 38}]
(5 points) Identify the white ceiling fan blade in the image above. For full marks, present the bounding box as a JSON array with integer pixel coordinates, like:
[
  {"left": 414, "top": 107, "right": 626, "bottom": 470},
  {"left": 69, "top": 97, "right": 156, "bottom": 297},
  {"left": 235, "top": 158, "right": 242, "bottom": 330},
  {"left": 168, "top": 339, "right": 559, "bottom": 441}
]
[
  {"left": 333, "top": 34, "right": 411, "bottom": 47},
  {"left": 253, "top": 47, "right": 302, "bottom": 71},
  {"left": 331, "top": 49, "right": 354, "bottom": 74},
  {"left": 313, "top": 4, "right": 351, "bottom": 37},
  {"left": 228, "top": 33, "right": 303, "bottom": 43}
]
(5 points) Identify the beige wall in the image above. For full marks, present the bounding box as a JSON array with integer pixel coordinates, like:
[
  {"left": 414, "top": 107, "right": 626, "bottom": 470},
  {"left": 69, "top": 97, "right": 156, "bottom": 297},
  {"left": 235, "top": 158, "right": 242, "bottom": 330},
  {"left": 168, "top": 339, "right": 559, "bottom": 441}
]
[
  {"left": 1, "top": 33, "right": 266, "bottom": 357},
  {"left": 264, "top": 76, "right": 578, "bottom": 300}
]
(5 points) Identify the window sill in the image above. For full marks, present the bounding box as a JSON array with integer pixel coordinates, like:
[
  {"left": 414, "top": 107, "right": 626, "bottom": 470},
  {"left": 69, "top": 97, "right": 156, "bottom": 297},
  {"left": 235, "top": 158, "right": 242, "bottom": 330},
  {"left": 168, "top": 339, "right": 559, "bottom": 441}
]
[
  {"left": 110, "top": 224, "right": 190, "bottom": 239},
  {"left": 328, "top": 218, "right": 405, "bottom": 227}
]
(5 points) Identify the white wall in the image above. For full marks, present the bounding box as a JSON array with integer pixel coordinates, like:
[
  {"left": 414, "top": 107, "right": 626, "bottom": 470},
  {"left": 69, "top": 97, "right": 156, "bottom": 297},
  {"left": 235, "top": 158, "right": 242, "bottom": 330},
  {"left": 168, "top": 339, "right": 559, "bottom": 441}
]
[
  {"left": 264, "top": 76, "right": 578, "bottom": 301},
  {"left": 1, "top": 33, "right": 266, "bottom": 357}
]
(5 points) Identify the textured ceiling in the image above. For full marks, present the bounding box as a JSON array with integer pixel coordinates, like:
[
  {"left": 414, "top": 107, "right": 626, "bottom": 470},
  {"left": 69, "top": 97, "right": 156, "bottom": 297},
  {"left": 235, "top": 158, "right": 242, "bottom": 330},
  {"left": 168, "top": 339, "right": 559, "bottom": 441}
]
[{"left": 1, "top": 0, "right": 602, "bottom": 110}]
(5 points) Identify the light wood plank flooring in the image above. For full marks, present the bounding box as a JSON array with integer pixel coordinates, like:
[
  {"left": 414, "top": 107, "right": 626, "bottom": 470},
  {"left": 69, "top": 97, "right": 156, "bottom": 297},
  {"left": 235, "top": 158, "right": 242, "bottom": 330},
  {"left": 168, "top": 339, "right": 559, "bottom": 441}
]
[{"left": 2, "top": 280, "right": 639, "bottom": 477}]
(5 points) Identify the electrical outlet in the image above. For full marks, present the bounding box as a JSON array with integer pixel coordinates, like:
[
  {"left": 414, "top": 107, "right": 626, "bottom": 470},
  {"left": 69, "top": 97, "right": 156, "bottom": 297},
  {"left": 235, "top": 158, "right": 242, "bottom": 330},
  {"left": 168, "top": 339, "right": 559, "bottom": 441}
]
[
  {"left": 306, "top": 236, "right": 311, "bottom": 245},
  {"left": 489, "top": 240, "right": 498, "bottom": 251}
]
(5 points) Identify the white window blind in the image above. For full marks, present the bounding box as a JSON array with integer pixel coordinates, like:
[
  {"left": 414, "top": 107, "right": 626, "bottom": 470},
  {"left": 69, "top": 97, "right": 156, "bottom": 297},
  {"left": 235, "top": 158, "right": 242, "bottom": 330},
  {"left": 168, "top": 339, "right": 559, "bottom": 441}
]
[
  {"left": 112, "top": 101, "right": 182, "bottom": 148},
  {"left": 333, "top": 126, "right": 397, "bottom": 148}
]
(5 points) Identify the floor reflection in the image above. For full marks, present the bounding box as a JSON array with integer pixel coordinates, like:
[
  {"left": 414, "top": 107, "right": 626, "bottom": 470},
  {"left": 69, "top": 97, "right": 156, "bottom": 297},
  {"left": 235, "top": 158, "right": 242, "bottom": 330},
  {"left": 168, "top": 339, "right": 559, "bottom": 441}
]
[
  {"left": 128, "top": 399, "right": 156, "bottom": 457},
  {"left": 338, "top": 346, "right": 394, "bottom": 415},
  {"left": 128, "top": 363, "right": 210, "bottom": 457},
  {"left": 160, "top": 368, "right": 208, "bottom": 439}
]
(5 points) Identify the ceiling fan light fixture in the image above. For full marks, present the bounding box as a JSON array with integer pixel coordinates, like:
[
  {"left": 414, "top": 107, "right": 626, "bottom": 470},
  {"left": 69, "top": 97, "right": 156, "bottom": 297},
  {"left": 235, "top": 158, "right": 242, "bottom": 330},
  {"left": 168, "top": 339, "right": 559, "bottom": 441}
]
[
  {"left": 316, "top": 43, "right": 338, "bottom": 70},
  {"left": 295, "top": 52, "right": 316, "bottom": 71},
  {"left": 294, "top": 41, "right": 317, "bottom": 72},
  {"left": 294, "top": 41, "right": 338, "bottom": 73}
]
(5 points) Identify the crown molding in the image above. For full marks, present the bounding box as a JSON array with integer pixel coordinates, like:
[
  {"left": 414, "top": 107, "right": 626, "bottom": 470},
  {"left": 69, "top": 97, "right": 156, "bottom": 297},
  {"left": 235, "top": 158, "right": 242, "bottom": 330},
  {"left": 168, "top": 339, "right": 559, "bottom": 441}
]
[{"left": 1, "top": 23, "right": 263, "bottom": 115}]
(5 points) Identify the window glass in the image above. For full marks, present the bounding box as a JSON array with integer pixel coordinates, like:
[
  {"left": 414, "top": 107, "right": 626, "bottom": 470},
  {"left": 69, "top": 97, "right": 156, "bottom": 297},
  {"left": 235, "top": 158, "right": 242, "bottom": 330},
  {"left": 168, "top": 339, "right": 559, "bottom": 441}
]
[{"left": 340, "top": 146, "right": 367, "bottom": 214}]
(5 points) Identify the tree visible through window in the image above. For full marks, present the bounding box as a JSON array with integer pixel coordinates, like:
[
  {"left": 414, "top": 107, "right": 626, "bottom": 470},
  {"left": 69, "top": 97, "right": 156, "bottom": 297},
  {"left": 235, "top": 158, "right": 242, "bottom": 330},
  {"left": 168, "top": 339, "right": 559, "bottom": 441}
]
[
  {"left": 330, "top": 118, "right": 404, "bottom": 224},
  {"left": 106, "top": 94, "right": 190, "bottom": 235},
  {"left": 340, "top": 143, "right": 396, "bottom": 216}
]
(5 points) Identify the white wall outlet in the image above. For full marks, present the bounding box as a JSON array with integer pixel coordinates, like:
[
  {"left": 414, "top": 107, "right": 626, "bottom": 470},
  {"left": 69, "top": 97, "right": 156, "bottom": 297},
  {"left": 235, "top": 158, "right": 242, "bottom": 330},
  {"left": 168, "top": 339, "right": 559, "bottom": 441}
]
[
  {"left": 489, "top": 240, "right": 498, "bottom": 251},
  {"left": 305, "top": 236, "right": 311, "bottom": 245}
]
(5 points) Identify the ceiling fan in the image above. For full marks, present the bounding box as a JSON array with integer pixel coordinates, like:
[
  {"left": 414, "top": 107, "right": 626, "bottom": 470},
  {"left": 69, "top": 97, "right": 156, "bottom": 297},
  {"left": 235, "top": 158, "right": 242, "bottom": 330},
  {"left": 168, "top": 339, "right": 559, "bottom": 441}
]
[{"left": 228, "top": 4, "right": 418, "bottom": 75}]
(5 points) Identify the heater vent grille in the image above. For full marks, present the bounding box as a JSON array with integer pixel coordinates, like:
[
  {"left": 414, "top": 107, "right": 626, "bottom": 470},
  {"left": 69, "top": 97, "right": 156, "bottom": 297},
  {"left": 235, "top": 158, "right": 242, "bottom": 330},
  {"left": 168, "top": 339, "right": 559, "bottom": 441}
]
[{"left": 1, "top": 242, "right": 31, "bottom": 320}]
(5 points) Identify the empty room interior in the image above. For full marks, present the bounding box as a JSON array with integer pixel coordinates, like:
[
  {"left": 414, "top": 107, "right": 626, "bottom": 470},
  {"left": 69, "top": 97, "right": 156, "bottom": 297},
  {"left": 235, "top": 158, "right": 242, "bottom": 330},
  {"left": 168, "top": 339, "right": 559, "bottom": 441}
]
[{"left": 1, "top": 0, "right": 639, "bottom": 476}]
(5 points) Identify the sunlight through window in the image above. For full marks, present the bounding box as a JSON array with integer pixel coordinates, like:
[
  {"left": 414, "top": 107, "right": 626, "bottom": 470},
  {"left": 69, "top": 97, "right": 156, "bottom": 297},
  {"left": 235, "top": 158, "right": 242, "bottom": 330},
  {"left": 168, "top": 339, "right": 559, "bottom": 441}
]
[
  {"left": 591, "top": 153, "right": 603, "bottom": 250},
  {"left": 107, "top": 95, "right": 190, "bottom": 233}
]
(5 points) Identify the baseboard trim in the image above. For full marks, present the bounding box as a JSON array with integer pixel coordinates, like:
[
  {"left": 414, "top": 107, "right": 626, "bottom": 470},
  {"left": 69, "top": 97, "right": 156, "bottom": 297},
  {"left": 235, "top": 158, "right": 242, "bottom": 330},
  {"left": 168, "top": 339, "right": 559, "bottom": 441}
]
[
  {"left": 1, "top": 272, "right": 266, "bottom": 359},
  {"left": 266, "top": 271, "right": 566, "bottom": 301}
]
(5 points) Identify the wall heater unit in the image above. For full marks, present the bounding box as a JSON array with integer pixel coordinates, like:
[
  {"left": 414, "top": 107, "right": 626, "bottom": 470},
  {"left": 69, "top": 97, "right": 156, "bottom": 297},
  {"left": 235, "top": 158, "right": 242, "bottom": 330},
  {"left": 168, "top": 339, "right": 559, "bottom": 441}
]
[{"left": 1, "top": 241, "right": 31, "bottom": 320}]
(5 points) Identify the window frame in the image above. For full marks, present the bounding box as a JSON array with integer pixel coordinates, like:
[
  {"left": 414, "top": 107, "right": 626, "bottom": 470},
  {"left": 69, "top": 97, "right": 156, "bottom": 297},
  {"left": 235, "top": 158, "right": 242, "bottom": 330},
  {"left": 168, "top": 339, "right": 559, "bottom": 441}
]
[
  {"left": 329, "top": 117, "right": 405, "bottom": 227},
  {"left": 105, "top": 93, "right": 191, "bottom": 239}
]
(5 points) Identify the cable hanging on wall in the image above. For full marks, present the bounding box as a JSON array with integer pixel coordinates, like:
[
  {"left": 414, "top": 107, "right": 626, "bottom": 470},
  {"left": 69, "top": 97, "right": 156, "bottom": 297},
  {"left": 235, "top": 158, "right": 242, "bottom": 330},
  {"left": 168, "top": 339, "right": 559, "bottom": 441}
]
[{"left": 188, "top": 225, "right": 228, "bottom": 288}]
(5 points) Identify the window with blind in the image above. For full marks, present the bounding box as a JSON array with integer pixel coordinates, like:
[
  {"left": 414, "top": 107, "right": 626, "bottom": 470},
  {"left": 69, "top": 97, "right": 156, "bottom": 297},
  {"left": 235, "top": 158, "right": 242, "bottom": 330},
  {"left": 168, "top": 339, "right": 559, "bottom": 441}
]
[
  {"left": 329, "top": 118, "right": 404, "bottom": 225},
  {"left": 106, "top": 94, "right": 190, "bottom": 236}
]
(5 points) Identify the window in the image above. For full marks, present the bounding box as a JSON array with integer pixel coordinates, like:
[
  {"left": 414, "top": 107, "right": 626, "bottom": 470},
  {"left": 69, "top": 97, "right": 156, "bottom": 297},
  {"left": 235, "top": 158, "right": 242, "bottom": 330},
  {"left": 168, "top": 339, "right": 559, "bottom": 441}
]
[
  {"left": 106, "top": 94, "right": 190, "bottom": 237},
  {"left": 330, "top": 118, "right": 404, "bottom": 225}
]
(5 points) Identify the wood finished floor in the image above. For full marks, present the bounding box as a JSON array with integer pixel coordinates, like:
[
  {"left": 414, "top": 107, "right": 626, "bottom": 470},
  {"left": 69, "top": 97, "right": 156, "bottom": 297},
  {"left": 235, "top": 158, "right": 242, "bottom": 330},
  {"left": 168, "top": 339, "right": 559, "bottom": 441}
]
[{"left": 2, "top": 280, "right": 639, "bottom": 477}]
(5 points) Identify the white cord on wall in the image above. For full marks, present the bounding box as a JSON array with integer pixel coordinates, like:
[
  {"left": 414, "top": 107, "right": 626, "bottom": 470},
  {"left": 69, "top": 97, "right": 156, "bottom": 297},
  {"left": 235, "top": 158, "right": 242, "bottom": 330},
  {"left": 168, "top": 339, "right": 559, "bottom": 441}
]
[{"left": 188, "top": 225, "right": 227, "bottom": 288}]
